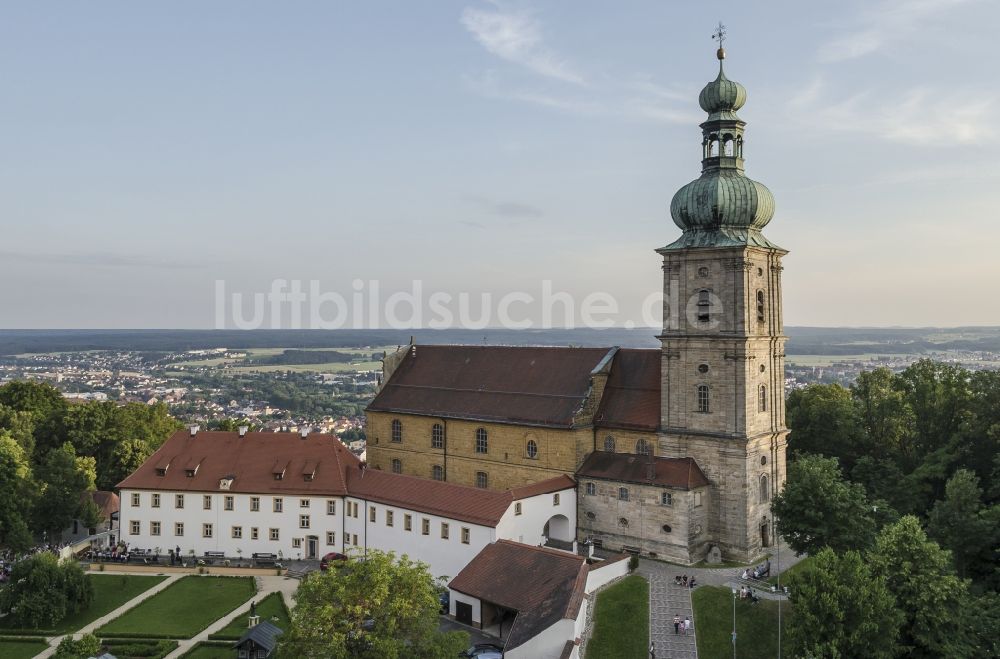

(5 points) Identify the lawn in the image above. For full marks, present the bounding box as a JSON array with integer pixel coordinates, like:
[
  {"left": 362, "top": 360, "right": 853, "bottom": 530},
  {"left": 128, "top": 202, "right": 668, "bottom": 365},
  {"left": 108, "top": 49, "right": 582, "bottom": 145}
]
[
  {"left": 692, "top": 586, "right": 790, "bottom": 659},
  {"left": 767, "top": 555, "right": 813, "bottom": 587},
  {"left": 180, "top": 641, "right": 236, "bottom": 659},
  {"left": 587, "top": 575, "right": 649, "bottom": 659},
  {"left": 0, "top": 638, "right": 50, "bottom": 659},
  {"left": 208, "top": 591, "right": 290, "bottom": 640},
  {"left": 97, "top": 576, "right": 255, "bottom": 639},
  {"left": 0, "top": 574, "right": 165, "bottom": 634}
]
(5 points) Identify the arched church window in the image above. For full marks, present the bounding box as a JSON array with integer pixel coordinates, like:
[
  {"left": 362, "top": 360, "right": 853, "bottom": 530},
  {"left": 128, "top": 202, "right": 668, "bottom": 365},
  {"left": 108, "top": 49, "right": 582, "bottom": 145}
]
[
  {"left": 760, "top": 474, "right": 770, "bottom": 503},
  {"left": 391, "top": 419, "right": 402, "bottom": 443},
  {"left": 475, "top": 428, "right": 488, "bottom": 453},
  {"left": 431, "top": 423, "right": 443, "bottom": 449},
  {"left": 757, "top": 290, "right": 765, "bottom": 322},
  {"left": 391, "top": 458, "right": 402, "bottom": 474},
  {"left": 526, "top": 439, "right": 538, "bottom": 459},
  {"left": 636, "top": 438, "right": 651, "bottom": 456},
  {"left": 708, "top": 136, "right": 718, "bottom": 157},
  {"left": 759, "top": 385, "right": 767, "bottom": 412},
  {"left": 604, "top": 435, "right": 616, "bottom": 452},
  {"left": 431, "top": 465, "right": 443, "bottom": 481},
  {"left": 697, "top": 385, "right": 710, "bottom": 413},
  {"left": 724, "top": 136, "right": 734, "bottom": 156}
]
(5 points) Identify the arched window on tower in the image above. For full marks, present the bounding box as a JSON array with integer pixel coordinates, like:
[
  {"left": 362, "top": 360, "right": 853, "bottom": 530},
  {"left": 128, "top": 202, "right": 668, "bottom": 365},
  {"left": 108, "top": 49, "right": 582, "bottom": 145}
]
[
  {"left": 635, "top": 438, "right": 651, "bottom": 456},
  {"left": 757, "top": 290, "right": 765, "bottom": 323},
  {"left": 759, "top": 385, "right": 767, "bottom": 413},
  {"left": 760, "top": 474, "right": 770, "bottom": 503},
  {"left": 723, "top": 134, "right": 734, "bottom": 156},
  {"left": 697, "top": 385, "right": 710, "bottom": 413},
  {"left": 604, "top": 435, "right": 616, "bottom": 452},
  {"left": 708, "top": 135, "right": 718, "bottom": 157},
  {"left": 737, "top": 136, "right": 744, "bottom": 157}
]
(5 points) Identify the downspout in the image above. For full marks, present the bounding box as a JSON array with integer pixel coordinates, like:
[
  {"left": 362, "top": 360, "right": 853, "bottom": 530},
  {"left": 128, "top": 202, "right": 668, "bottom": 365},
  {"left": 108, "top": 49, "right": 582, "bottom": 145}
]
[{"left": 442, "top": 418, "right": 448, "bottom": 481}]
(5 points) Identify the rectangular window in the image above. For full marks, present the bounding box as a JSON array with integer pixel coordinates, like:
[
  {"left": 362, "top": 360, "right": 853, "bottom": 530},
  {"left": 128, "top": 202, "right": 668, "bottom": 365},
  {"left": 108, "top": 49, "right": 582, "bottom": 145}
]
[
  {"left": 151, "top": 493, "right": 160, "bottom": 508},
  {"left": 203, "top": 523, "right": 213, "bottom": 538},
  {"left": 292, "top": 538, "right": 302, "bottom": 549},
  {"left": 661, "top": 492, "right": 673, "bottom": 506},
  {"left": 326, "top": 532, "right": 336, "bottom": 546},
  {"left": 553, "top": 493, "right": 560, "bottom": 505},
  {"left": 130, "top": 520, "right": 140, "bottom": 535},
  {"left": 232, "top": 526, "right": 242, "bottom": 539},
  {"left": 694, "top": 492, "right": 703, "bottom": 507},
  {"left": 251, "top": 496, "right": 260, "bottom": 512},
  {"left": 150, "top": 521, "right": 161, "bottom": 536},
  {"left": 422, "top": 519, "right": 430, "bottom": 535},
  {"left": 475, "top": 471, "right": 488, "bottom": 489},
  {"left": 353, "top": 502, "right": 360, "bottom": 517},
  {"left": 352, "top": 534, "right": 358, "bottom": 545},
  {"left": 586, "top": 482, "right": 596, "bottom": 496},
  {"left": 224, "top": 495, "right": 234, "bottom": 511},
  {"left": 697, "top": 385, "right": 710, "bottom": 413},
  {"left": 175, "top": 522, "right": 184, "bottom": 536},
  {"left": 251, "top": 527, "right": 259, "bottom": 540},
  {"left": 299, "top": 514, "right": 310, "bottom": 529},
  {"left": 461, "top": 527, "right": 470, "bottom": 544},
  {"left": 327, "top": 500, "right": 336, "bottom": 515},
  {"left": 370, "top": 506, "right": 376, "bottom": 523},
  {"left": 441, "top": 522, "right": 449, "bottom": 540},
  {"left": 175, "top": 494, "right": 184, "bottom": 509},
  {"left": 203, "top": 495, "right": 212, "bottom": 510},
  {"left": 269, "top": 528, "right": 279, "bottom": 541},
  {"left": 273, "top": 498, "right": 283, "bottom": 513},
  {"left": 386, "top": 510, "right": 394, "bottom": 527},
  {"left": 514, "top": 502, "right": 522, "bottom": 515},
  {"left": 404, "top": 514, "right": 412, "bottom": 531},
  {"left": 131, "top": 492, "right": 140, "bottom": 507},
  {"left": 300, "top": 499, "right": 310, "bottom": 508},
  {"left": 619, "top": 487, "right": 629, "bottom": 502}
]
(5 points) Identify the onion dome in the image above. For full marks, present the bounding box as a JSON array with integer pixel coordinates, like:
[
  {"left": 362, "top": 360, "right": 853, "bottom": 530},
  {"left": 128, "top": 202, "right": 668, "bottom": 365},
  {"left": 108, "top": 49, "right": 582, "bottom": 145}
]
[{"left": 661, "top": 47, "right": 783, "bottom": 251}]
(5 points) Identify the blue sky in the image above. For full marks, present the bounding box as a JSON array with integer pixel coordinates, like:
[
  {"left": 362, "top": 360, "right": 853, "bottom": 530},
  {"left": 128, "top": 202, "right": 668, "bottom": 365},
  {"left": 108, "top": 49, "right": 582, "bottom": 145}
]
[{"left": 1, "top": 0, "right": 997, "bottom": 328}]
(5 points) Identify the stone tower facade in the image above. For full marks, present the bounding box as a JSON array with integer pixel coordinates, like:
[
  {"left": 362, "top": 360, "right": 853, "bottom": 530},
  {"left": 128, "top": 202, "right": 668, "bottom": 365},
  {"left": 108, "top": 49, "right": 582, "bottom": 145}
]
[{"left": 657, "top": 47, "right": 788, "bottom": 562}]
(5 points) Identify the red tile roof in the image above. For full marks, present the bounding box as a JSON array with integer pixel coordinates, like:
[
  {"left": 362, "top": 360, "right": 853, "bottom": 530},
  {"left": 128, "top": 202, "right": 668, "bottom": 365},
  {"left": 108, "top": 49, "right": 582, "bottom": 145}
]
[
  {"left": 594, "top": 348, "right": 661, "bottom": 431},
  {"left": 117, "top": 431, "right": 576, "bottom": 527},
  {"left": 367, "top": 345, "right": 616, "bottom": 428},
  {"left": 576, "top": 452, "right": 710, "bottom": 490},
  {"left": 84, "top": 490, "right": 120, "bottom": 520},
  {"left": 449, "top": 540, "right": 589, "bottom": 650},
  {"left": 117, "top": 430, "right": 360, "bottom": 496}
]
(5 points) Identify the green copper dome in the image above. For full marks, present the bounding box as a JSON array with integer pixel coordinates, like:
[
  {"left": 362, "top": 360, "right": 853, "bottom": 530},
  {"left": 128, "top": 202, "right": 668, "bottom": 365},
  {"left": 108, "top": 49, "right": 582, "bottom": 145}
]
[{"left": 662, "top": 48, "right": 783, "bottom": 251}]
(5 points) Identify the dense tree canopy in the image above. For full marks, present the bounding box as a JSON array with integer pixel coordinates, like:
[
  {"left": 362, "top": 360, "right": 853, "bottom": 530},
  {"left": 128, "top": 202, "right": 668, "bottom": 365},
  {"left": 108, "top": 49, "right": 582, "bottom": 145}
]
[
  {"left": 0, "top": 552, "right": 93, "bottom": 629},
  {"left": 0, "top": 381, "right": 179, "bottom": 548},
  {"left": 280, "top": 550, "right": 467, "bottom": 659}
]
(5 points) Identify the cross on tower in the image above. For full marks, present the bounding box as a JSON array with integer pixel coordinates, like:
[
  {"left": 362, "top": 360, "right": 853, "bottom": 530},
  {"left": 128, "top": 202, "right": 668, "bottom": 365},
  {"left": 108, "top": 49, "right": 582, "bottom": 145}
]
[{"left": 712, "top": 22, "right": 727, "bottom": 48}]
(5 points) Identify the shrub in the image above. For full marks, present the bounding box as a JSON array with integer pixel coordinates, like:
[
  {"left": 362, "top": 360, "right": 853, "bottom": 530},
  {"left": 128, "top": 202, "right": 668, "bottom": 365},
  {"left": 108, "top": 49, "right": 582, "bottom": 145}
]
[{"left": 628, "top": 554, "right": 639, "bottom": 572}]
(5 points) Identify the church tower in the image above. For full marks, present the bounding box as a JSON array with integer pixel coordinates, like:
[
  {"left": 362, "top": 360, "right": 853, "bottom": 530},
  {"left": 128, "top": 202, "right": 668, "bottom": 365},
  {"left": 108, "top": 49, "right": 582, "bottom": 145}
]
[{"left": 657, "top": 40, "right": 788, "bottom": 561}]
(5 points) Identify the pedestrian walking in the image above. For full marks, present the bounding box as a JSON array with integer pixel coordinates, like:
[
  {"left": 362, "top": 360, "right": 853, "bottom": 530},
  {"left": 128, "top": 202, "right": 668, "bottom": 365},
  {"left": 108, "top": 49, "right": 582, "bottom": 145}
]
[
  {"left": 684, "top": 617, "right": 692, "bottom": 635},
  {"left": 673, "top": 614, "right": 680, "bottom": 635}
]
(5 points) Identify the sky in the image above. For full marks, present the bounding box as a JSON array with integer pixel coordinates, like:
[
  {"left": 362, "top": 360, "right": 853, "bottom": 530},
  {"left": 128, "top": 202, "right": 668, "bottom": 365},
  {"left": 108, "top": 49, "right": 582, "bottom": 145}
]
[{"left": 1, "top": 0, "right": 998, "bottom": 329}]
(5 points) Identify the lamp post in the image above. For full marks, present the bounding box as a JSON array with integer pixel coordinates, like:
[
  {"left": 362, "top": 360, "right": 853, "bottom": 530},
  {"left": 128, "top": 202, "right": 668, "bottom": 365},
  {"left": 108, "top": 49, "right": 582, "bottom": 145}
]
[{"left": 731, "top": 587, "right": 738, "bottom": 659}]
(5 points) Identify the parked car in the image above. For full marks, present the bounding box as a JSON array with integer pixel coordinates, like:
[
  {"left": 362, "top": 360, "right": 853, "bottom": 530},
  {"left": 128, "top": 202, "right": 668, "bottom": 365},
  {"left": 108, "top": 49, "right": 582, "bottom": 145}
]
[
  {"left": 460, "top": 643, "right": 504, "bottom": 658},
  {"left": 320, "top": 552, "right": 348, "bottom": 571}
]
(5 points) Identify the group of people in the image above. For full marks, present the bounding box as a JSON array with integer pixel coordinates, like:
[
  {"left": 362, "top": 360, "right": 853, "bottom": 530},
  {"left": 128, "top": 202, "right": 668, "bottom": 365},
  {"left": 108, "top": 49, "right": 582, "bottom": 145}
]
[
  {"left": 740, "top": 560, "right": 771, "bottom": 581},
  {"left": 672, "top": 614, "right": 693, "bottom": 635},
  {"left": 672, "top": 574, "right": 697, "bottom": 588},
  {"left": 738, "top": 585, "right": 761, "bottom": 603},
  {"left": 88, "top": 541, "right": 136, "bottom": 563}
]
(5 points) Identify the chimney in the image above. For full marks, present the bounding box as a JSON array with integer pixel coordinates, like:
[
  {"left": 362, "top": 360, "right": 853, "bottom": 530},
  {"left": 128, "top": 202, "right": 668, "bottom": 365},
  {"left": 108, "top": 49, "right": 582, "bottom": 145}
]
[
  {"left": 238, "top": 426, "right": 249, "bottom": 438},
  {"left": 189, "top": 425, "right": 200, "bottom": 437},
  {"left": 300, "top": 428, "right": 309, "bottom": 439}
]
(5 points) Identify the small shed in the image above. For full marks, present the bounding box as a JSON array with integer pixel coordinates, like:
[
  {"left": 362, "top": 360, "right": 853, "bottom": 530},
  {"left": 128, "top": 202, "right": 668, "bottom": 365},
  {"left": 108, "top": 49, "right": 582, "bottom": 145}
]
[{"left": 234, "top": 620, "right": 283, "bottom": 659}]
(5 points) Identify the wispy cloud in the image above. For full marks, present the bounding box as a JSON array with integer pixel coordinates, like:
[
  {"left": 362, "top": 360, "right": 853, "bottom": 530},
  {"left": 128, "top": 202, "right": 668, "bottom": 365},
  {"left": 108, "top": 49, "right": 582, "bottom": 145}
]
[
  {"left": 464, "top": 195, "right": 544, "bottom": 219},
  {"left": 818, "top": 0, "right": 978, "bottom": 62},
  {"left": 461, "top": 4, "right": 585, "bottom": 84},
  {"left": 460, "top": 4, "right": 697, "bottom": 125},
  {"left": 790, "top": 77, "right": 996, "bottom": 145}
]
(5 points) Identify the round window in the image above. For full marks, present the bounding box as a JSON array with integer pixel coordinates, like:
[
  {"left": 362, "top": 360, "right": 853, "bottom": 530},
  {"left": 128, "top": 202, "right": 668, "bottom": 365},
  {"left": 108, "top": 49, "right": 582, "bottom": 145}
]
[
  {"left": 526, "top": 439, "right": 538, "bottom": 459},
  {"left": 586, "top": 512, "right": 596, "bottom": 520},
  {"left": 759, "top": 364, "right": 766, "bottom": 373},
  {"left": 662, "top": 524, "right": 672, "bottom": 533},
  {"left": 698, "top": 364, "right": 709, "bottom": 374},
  {"left": 757, "top": 267, "right": 764, "bottom": 276},
  {"left": 761, "top": 455, "right": 767, "bottom": 465},
  {"left": 618, "top": 517, "right": 629, "bottom": 528}
]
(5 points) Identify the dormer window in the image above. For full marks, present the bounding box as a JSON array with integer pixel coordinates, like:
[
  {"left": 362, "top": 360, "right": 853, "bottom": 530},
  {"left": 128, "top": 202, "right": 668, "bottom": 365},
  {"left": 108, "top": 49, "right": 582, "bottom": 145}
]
[
  {"left": 219, "top": 478, "right": 233, "bottom": 491},
  {"left": 155, "top": 468, "right": 167, "bottom": 477},
  {"left": 274, "top": 471, "right": 284, "bottom": 481},
  {"left": 185, "top": 469, "right": 196, "bottom": 478}
]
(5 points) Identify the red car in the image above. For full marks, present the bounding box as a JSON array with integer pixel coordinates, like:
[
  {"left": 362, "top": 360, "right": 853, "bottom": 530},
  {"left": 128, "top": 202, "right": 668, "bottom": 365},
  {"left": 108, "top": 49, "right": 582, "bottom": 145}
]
[{"left": 320, "top": 552, "right": 348, "bottom": 571}]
